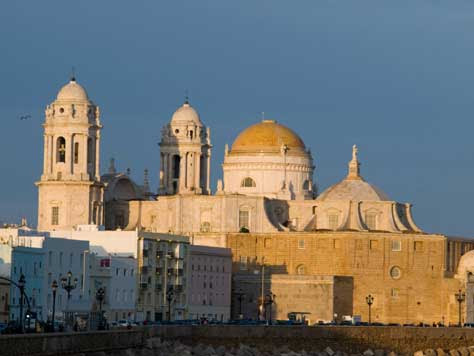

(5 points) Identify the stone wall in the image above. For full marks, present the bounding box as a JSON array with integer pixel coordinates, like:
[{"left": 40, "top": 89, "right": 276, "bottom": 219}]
[
  {"left": 232, "top": 273, "right": 353, "bottom": 322},
  {"left": 227, "top": 231, "right": 466, "bottom": 324},
  {"left": 5, "top": 326, "right": 474, "bottom": 356}
]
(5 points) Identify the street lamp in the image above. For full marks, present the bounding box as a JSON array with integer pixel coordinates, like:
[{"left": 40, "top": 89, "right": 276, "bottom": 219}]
[
  {"left": 166, "top": 287, "right": 174, "bottom": 322},
  {"left": 51, "top": 280, "right": 58, "bottom": 332},
  {"left": 265, "top": 292, "right": 275, "bottom": 325},
  {"left": 366, "top": 294, "right": 374, "bottom": 325},
  {"left": 234, "top": 289, "right": 245, "bottom": 319},
  {"left": 18, "top": 274, "right": 25, "bottom": 333},
  {"left": 61, "top": 271, "right": 78, "bottom": 300},
  {"left": 96, "top": 287, "right": 105, "bottom": 330},
  {"left": 455, "top": 289, "right": 465, "bottom": 327},
  {"left": 61, "top": 271, "right": 78, "bottom": 329}
]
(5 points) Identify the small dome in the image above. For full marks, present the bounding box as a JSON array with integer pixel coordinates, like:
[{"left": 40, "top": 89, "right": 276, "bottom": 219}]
[
  {"left": 171, "top": 101, "right": 201, "bottom": 125},
  {"left": 317, "top": 145, "right": 389, "bottom": 202},
  {"left": 231, "top": 120, "right": 307, "bottom": 155},
  {"left": 57, "top": 79, "right": 89, "bottom": 101},
  {"left": 317, "top": 179, "right": 389, "bottom": 202}
]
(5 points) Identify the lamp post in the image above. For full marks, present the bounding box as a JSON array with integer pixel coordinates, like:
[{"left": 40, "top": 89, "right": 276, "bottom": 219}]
[
  {"left": 265, "top": 292, "right": 275, "bottom": 325},
  {"left": 166, "top": 287, "right": 174, "bottom": 322},
  {"left": 234, "top": 289, "right": 245, "bottom": 319},
  {"left": 96, "top": 287, "right": 105, "bottom": 330},
  {"left": 51, "top": 280, "right": 58, "bottom": 332},
  {"left": 18, "top": 274, "right": 25, "bottom": 333},
  {"left": 455, "top": 289, "right": 465, "bottom": 327},
  {"left": 61, "top": 271, "right": 78, "bottom": 329},
  {"left": 61, "top": 271, "right": 78, "bottom": 300},
  {"left": 366, "top": 294, "right": 374, "bottom": 325}
]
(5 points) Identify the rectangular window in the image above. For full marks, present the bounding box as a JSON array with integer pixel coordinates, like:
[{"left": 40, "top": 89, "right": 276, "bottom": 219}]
[
  {"left": 48, "top": 252, "right": 53, "bottom": 267},
  {"left": 239, "top": 256, "right": 248, "bottom": 270},
  {"left": 328, "top": 214, "right": 339, "bottom": 230},
  {"left": 370, "top": 240, "right": 379, "bottom": 250},
  {"left": 74, "top": 142, "right": 79, "bottom": 164},
  {"left": 391, "top": 240, "right": 402, "bottom": 252},
  {"left": 414, "top": 241, "right": 424, "bottom": 252},
  {"left": 333, "top": 239, "right": 341, "bottom": 249},
  {"left": 239, "top": 210, "right": 249, "bottom": 229},
  {"left": 87, "top": 138, "right": 92, "bottom": 164},
  {"left": 391, "top": 288, "right": 399, "bottom": 298},
  {"left": 51, "top": 207, "right": 59, "bottom": 225},
  {"left": 298, "top": 239, "right": 305, "bottom": 249},
  {"left": 365, "top": 213, "right": 377, "bottom": 230}
]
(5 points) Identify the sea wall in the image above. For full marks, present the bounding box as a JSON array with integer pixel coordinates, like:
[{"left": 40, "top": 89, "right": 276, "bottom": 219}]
[{"left": 2, "top": 326, "right": 474, "bottom": 355}]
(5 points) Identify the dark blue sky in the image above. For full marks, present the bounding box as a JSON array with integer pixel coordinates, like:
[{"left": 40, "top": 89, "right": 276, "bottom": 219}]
[{"left": 1, "top": 1, "right": 473, "bottom": 236}]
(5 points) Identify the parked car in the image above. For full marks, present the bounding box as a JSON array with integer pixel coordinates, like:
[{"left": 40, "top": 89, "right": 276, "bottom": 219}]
[
  {"left": 0, "top": 323, "right": 7, "bottom": 333},
  {"left": 339, "top": 320, "right": 353, "bottom": 326},
  {"left": 118, "top": 319, "right": 131, "bottom": 327},
  {"left": 1, "top": 321, "right": 22, "bottom": 334}
]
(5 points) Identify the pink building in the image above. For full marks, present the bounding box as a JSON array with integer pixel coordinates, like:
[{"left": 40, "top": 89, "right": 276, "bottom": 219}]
[{"left": 188, "top": 245, "right": 232, "bottom": 321}]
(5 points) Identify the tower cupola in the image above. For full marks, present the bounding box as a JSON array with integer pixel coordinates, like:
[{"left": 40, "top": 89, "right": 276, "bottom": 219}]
[{"left": 158, "top": 98, "right": 212, "bottom": 195}]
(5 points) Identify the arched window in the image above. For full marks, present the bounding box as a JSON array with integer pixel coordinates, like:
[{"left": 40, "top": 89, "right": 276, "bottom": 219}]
[
  {"left": 56, "top": 137, "right": 66, "bottom": 163},
  {"left": 241, "top": 177, "right": 256, "bottom": 188},
  {"left": 296, "top": 265, "right": 306, "bottom": 275}
]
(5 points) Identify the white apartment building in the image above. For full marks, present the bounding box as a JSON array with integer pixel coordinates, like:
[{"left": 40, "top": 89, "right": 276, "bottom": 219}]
[
  {"left": 8, "top": 235, "right": 138, "bottom": 327},
  {"left": 136, "top": 235, "right": 189, "bottom": 322},
  {"left": 89, "top": 253, "right": 137, "bottom": 322},
  {"left": 10, "top": 237, "right": 91, "bottom": 323}
]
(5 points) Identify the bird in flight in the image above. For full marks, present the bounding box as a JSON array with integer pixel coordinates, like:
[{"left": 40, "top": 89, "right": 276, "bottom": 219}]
[{"left": 19, "top": 115, "right": 31, "bottom": 120}]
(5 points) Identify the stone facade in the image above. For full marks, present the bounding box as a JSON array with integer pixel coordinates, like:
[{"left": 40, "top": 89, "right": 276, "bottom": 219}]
[
  {"left": 233, "top": 273, "right": 353, "bottom": 324},
  {"left": 228, "top": 231, "right": 474, "bottom": 325},
  {"left": 36, "top": 77, "right": 104, "bottom": 231}
]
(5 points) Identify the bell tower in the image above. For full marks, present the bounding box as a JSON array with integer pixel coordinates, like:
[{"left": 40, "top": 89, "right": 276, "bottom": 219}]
[
  {"left": 159, "top": 98, "right": 212, "bottom": 195},
  {"left": 36, "top": 76, "right": 104, "bottom": 231}
]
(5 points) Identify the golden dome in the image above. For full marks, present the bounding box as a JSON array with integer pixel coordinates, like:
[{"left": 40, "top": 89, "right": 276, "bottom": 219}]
[{"left": 230, "top": 120, "right": 307, "bottom": 155}]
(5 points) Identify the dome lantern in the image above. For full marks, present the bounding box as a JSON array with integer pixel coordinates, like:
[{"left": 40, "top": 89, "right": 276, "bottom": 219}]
[{"left": 347, "top": 144, "right": 362, "bottom": 180}]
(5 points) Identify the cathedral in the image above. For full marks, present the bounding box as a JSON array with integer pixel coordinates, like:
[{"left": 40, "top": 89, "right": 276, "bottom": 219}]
[{"left": 37, "top": 77, "right": 474, "bottom": 325}]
